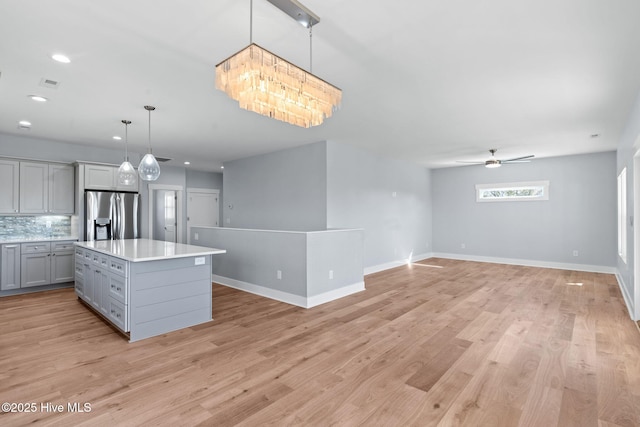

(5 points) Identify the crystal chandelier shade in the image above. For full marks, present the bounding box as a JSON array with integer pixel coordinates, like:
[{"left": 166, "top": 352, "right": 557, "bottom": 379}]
[
  {"left": 117, "top": 119, "right": 138, "bottom": 186},
  {"left": 215, "top": 44, "right": 341, "bottom": 128},
  {"left": 138, "top": 105, "right": 160, "bottom": 181}
]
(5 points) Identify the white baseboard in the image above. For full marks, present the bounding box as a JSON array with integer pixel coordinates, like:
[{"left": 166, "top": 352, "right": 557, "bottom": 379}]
[
  {"left": 430, "top": 252, "right": 617, "bottom": 274},
  {"left": 615, "top": 273, "right": 637, "bottom": 320},
  {"left": 211, "top": 274, "right": 365, "bottom": 309},
  {"left": 364, "top": 252, "right": 432, "bottom": 275},
  {"left": 307, "top": 282, "right": 365, "bottom": 308}
]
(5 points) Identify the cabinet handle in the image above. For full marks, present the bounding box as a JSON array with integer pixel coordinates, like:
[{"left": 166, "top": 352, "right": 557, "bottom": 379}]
[{"left": 116, "top": 287, "right": 121, "bottom": 291}]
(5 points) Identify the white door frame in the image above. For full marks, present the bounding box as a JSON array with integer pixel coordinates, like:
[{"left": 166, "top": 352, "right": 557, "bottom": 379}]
[
  {"left": 633, "top": 151, "right": 640, "bottom": 321},
  {"left": 148, "top": 184, "right": 184, "bottom": 243},
  {"left": 187, "top": 188, "right": 219, "bottom": 244}
]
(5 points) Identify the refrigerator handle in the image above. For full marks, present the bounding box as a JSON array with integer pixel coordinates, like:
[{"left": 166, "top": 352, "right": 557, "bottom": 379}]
[{"left": 111, "top": 193, "right": 119, "bottom": 240}]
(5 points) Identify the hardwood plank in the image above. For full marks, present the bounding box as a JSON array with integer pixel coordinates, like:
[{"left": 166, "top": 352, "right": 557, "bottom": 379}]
[{"left": 0, "top": 259, "right": 639, "bottom": 426}]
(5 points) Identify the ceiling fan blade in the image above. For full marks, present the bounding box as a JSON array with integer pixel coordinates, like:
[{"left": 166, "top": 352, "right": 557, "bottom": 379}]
[
  {"left": 502, "top": 154, "right": 534, "bottom": 162},
  {"left": 456, "top": 161, "right": 485, "bottom": 164}
]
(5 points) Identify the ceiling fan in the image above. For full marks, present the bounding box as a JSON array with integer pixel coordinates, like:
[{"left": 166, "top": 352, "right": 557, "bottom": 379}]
[{"left": 457, "top": 149, "right": 534, "bottom": 168}]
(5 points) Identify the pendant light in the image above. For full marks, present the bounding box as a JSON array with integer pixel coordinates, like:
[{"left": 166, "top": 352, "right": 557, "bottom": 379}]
[
  {"left": 117, "top": 120, "right": 137, "bottom": 186},
  {"left": 138, "top": 105, "right": 161, "bottom": 181}
]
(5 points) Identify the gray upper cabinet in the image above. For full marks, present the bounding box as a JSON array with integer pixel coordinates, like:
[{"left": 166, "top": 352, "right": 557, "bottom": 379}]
[
  {"left": 0, "top": 160, "right": 19, "bottom": 214},
  {"left": 18, "top": 162, "right": 74, "bottom": 214},
  {"left": 84, "top": 164, "right": 115, "bottom": 190},
  {"left": 84, "top": 163, "right": 138, "bottom": 192},
  {"left": 49, "top": 164, "right": 75, "bottom": 214},
  {"left": 19, "top": 162, "right": 48, "bottom": 213}
]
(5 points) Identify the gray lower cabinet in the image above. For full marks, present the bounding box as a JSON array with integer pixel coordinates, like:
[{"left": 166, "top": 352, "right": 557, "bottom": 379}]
[
  {"left": 1, "top": 244, "right": 21, "bottom": 290},
  {"left": 75, "top": 247, "right": 129, "bottom": 332},
  {"left": 18, "top": 241, "right": 75, "bottom": 288},
  {"left": 21, "top": 243, "right": 51, "bottom": 288}
]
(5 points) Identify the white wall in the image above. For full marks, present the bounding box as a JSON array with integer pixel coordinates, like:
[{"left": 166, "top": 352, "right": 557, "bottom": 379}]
[
  {"left": 432, "top": 152, "right": 616, "bottom": 269},
  {"left": 616, "top": 90, "right": 640, "bottom": 318}
]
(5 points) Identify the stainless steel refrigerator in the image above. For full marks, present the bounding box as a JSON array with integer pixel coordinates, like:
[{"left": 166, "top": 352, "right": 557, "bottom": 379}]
[{"left": 84, "top": 191, "right": 140, "bottom": 241}]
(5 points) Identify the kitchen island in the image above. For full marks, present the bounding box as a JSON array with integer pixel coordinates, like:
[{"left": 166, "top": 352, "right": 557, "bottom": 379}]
[{"left": 74, "top": 239, "right": 225, "bottom": 342}]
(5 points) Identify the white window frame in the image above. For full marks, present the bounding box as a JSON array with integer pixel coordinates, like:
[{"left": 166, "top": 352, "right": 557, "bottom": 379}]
[
  {"left": 618, "top": 168, "right": 627, "bottom": 263},
  {"left": 475, "top": 180, "right": 550, "bottom": 202}
]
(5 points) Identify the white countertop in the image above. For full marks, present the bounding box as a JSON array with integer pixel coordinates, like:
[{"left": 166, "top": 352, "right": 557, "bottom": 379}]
[
  {"left": 0, "top": 235, "right": 78, "bottom": 244},
  {"left": 75, "top": 239, "right": 226, "bottom": 262}
]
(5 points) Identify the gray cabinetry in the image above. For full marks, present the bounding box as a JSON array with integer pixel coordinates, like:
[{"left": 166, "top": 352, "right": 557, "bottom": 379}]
[
  {"left": 51, "top": 241, "right": 74, "bottom": 284},
  {"left": 19, "top": 162, "right": 48, "bottom": 214},
  {"left": 84, "top": 164, "right": 114, "bottom": 190},
  {"left": 0, "top": 160, "right": 19, "bottom": 214},
  {"left": 21, "top": 242, "right": 52, "bottom": 288},
  {"left": 49, "top": 164, "right": 75, "bottom": 214},
  {"left": 18, "top": 162, "right": 74, "bottom": 214},
  {"left": 18, "top": 241, "right": 75, "bottom": 289},
  {"left": 82, "top": 163, "right": 138, "bottom": 192},
  {"left": 1, "top": 244, "right": 21, "bottom": 290},
  {"left": 75, "top": 247, "right": 130, "bottom": 332}
]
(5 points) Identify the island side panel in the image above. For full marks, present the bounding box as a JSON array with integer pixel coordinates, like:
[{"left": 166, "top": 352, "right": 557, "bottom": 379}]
[{"left": 129, "top": 255, "right": 212, "bottom": 342}]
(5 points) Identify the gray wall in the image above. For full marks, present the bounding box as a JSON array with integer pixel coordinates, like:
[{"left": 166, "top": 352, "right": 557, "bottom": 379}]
[
  {"left": 432, "top": 152, "right": 616, "bottom": 268},
  {"left": 326, "top": 140, "right": 432, "bottom": 269},
  {"left": 0, "top": 132, "right": 141, "bottom": 165},
  {"left": 222, "top": 142, "right": 327, "bottom": 231},
  {"left": 616, "top": 91, "right": 640, "bottom": 316}
]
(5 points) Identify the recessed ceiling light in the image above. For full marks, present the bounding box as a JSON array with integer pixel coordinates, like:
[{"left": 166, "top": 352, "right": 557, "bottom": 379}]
[
  {"left": 184, "top": 161, "right": 191, "bottom": 165},
  {"left": 221, "top": 166, "right": 224, "bottom": 169},
  {"left": 113, "top": 136, "right": 122, "bottom": 141},
  {"left": 19, "top": 120, "right": 31, "bottom": 126},
  {"left": 51, "top": 54, "right": 70, "bottom": 63},
  {"left": 29, "top": 95, "right": 48, "bottom": 102}
]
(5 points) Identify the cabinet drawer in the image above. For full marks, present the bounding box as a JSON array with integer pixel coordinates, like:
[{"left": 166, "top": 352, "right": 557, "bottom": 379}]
[
  {"left": 21, "top": 242, "right": 51, "bottom": 253},
  {"left": 84, "top": 250, "right": 92, "bottom": 261},
  {"left": 53, "top": 241, "right": 75, "bottom": 252},
  {"left": 75, "top": 247, "right": 85, "bottom": 258},
  {"left": 108, "top": 297, "right": 128, "bottom": 332},
  {"left": 75, "top": 262, "right": 84, "bottom": 280},
  {"left": 109, "top": 257, "right": 128, "bottom": 277},
  {"left": 74, "top": 279, "right": 84, "bottom": 298},
  {"left": 108, "top": 274, "right": 127, "bottom": 304}
]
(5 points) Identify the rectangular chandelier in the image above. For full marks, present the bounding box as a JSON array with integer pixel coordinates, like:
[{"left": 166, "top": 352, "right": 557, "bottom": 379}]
[{"left": 215, "top": 43, "right": 342, "bottom": 128}]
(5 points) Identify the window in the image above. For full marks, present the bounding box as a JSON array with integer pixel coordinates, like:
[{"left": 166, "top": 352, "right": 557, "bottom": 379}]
[
  {"left": 475, "top": 181, "right": 550, "bottom": 202},
  {"left": 618, "top": 168, "right": 627, "bottom": 263}
]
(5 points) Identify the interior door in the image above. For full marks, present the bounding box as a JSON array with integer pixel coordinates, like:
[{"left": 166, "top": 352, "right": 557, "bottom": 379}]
[{"left": 153, "top": 189, "right": 177, "bottom": 243}]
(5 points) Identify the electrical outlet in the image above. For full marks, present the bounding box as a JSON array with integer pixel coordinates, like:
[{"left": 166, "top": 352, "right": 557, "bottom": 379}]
[
  {"left": 277, "top": 270, "right": 282, "bottom": 280},
  {"left": 461, "top": 243, "right": 466, "bottom": 249},
  {"left": 392, "top": 191, "right": 397, "bottom": 198},
  {"left": 226, "top": 217, "right": 231, "bottom": 224},
  {"left": 329, "top": 270, "right": 334, "bottom": 280},
  {"left": 194, "top": 233, "right": 199, "bottom": 241},
  {"left": 572, "top": 250, "right": 579, "bottom": 257}
]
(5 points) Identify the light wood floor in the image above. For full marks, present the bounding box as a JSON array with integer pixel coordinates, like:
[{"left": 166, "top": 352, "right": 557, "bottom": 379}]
[{"left": 1, "top": 259, "right": 639, "bottom": 426}]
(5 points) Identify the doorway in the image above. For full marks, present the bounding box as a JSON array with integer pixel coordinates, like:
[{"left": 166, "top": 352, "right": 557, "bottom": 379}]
[
  {"left": 148, "top": 184, "right": 184, "bottom": 243},
  {"left": 153, "top": 189, "right": 177, "bottom": 242},
  {"left": 187, "top": 188, "right": 219, "bottom": 244}
]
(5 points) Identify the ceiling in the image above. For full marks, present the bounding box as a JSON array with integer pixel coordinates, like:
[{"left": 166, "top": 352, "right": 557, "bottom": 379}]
[{"left": 1, "top": 0, "right": 639, "bottom": 172}]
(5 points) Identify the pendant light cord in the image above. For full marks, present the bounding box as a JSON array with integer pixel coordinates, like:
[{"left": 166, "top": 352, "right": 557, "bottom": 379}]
[
  {"left": 309, "top": 25, "right": 313, "bottom": 73},
  {"left": 249, "top": 0, "right": 253, "bottom": 44},
  {"left": 124, "top": 122, "right": 129, "bottom": 161},
  {"left": 148, "top": 108, "right": 152, "bottom": 154}
]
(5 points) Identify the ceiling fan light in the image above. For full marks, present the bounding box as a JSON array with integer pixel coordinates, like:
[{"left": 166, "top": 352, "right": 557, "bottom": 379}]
[{"left": 485, "top": 160, "right": 501, "bottom": 168}]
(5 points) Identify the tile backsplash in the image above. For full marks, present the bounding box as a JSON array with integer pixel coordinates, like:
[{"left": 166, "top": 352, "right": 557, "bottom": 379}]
[{"left": 0, "top": 216, "right": 72, "bottom": 238}]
